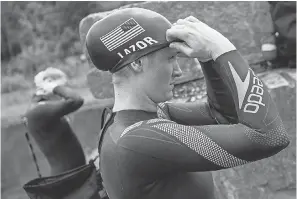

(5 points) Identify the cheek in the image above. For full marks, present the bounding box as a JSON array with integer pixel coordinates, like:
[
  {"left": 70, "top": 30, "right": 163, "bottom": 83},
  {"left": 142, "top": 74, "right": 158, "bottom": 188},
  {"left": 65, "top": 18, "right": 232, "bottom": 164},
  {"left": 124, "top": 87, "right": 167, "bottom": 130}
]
[
  {"left": 157, "top": 64, "right": 172, "bottom": 84},
  {"left": 142, "top": 60, "right": 174, "bottom": 102},
  {"left": 148, "top": 72, "right": 169, "bottom": 95},
  {"left": 145, "top": 65, "right": 170, "bottom": 86},
  {"left": 153, "top": 66, "right": 174, "bottom": 100}
]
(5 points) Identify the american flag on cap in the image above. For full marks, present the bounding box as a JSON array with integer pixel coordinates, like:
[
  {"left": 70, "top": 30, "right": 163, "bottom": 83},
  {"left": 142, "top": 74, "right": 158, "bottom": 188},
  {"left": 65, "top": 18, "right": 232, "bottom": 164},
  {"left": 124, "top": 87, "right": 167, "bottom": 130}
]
[{"left": 100, "top": 18, "right": 145, "bottom": 51}]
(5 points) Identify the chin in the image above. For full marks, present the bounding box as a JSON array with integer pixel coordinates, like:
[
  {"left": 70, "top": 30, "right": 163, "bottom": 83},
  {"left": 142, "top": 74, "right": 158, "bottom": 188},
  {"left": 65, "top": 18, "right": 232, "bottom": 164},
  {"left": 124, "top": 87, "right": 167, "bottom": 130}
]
[
  {"left": 164, "top": 91, "right": 173, "bottom": 101},
  {"left": 153, "top": 94, "right": 172, "bottom": 104},
  {"left": 152, "top": 89, "right": 173, "bottom": 103}
]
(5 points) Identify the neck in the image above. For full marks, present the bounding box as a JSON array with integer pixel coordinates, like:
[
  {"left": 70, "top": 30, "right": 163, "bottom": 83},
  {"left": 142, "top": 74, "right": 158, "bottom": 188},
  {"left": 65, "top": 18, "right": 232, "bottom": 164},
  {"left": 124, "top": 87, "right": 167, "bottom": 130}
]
[{"left": 113, "top": 84, "right": 157, "bottom": 113}]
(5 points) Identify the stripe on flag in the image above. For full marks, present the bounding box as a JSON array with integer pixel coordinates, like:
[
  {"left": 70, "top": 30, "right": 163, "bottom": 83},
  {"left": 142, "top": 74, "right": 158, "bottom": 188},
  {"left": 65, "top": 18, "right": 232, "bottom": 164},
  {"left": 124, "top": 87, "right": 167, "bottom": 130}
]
[{"left": 100, "top": 18, "right": 145, "bottom": 51}]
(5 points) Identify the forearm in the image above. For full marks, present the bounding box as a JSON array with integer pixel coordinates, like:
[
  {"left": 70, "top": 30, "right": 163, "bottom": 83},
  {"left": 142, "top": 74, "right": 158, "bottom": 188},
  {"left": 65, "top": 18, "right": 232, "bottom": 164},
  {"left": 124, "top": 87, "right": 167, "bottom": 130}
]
[
  {"left": 160, "top": 17, "right": 290, "bottom": 172},
  {"left": 119, "top": 117, "right": 289, "bottom": 173},
  {"left": 208, "top": 50, "right": 289, "bottom": 143},
  {"left": 213, "top": 50, "right": 260, "bottom": 121},
  {"left": 53, "top": 85, "right": 84, "bottom": 112},
  {"left": 26, "top": 86, "right": 84, "bottom": 122},
  {"left": 160, "top": 101, "right": 230, "bottom": 125},
  {"left": 200, "top": 59, "right": 238, "bottom": 124},
  {"left": 161, "top": 54, "right": 240, "bottom": 125}
]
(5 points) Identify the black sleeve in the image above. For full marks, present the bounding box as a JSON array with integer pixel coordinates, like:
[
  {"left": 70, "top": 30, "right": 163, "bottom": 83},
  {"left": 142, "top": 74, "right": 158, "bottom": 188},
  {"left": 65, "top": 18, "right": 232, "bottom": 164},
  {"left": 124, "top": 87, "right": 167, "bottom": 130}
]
[
  {"left": 25, "top": 86, "right": 84, "bottom": 127},
  {"left": 51, "top": 85, "right": 84, "bottom": 116},
  {"left": 118, "top": 118, "right": 289, "bottom": 173},
  {"left": 157, "top": 101, "right": 230, "bottom": 126},
  {"left": 158, "top": 54, "right": 238, "bottom": 125},
  {"left": 117, "top": 50, "right": 290, "bottom": 173},
  {"left": 200, "top": 58, "right": 239, "bottom": 123},
  {"left": 157, "top": 55, "right": 241, "bottom": 125}
]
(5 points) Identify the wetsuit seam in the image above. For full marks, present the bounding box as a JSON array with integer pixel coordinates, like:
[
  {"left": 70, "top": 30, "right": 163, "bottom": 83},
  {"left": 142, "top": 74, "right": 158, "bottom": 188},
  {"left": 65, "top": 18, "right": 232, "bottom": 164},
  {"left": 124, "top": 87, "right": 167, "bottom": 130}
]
[
  {"left": 116, "top": 144, "right": 126, "bottom": 198},
  {"left": 122, "top": 127, "right": 182, "bottom": 145},
  {"left": 263, "top": 91, "right": 271, "bottom": 125},
  {"left": 221, "top": 62, "right": 236, "bottom": 95},
  {"left": 206, "top": 101, "right": 221, "bottom": 124}
]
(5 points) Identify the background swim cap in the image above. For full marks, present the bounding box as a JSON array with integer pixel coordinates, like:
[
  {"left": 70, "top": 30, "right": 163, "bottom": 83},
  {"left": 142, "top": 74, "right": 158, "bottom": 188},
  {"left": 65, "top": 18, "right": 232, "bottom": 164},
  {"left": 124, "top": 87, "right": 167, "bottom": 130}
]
[
  {"left": 34, "top": 67, "right": 67, "bottom": 88},
  {"left": 86, "top": 8, "right": 172, "bottom": 73}
]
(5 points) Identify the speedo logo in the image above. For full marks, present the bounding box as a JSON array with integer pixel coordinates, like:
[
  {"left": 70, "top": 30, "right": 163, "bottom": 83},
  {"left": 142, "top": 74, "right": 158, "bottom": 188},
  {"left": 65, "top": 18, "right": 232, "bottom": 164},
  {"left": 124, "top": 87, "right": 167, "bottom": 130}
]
[
  {"left": 228, "top": 62, "right": 265, "bottom": 114},
  {"left": 117, "top": 37, "right": 159, "bottom": 58},
  {"left": 244, "top": 70, "right": 265, "bottom": 113}
]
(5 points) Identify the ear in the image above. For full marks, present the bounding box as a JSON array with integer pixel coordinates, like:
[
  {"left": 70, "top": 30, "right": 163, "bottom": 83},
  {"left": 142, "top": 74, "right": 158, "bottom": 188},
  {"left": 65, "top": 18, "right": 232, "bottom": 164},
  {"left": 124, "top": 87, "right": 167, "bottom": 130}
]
[{"left": 130, "top": 59, "right": 143, "bottom": 73}]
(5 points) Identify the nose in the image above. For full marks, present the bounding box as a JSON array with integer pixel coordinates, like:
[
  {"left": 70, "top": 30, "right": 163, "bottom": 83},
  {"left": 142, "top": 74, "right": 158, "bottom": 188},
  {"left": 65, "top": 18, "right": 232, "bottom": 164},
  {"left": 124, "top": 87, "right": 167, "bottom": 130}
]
[{"left": 172, "top": 62, "right": 182, "bottom": 78}]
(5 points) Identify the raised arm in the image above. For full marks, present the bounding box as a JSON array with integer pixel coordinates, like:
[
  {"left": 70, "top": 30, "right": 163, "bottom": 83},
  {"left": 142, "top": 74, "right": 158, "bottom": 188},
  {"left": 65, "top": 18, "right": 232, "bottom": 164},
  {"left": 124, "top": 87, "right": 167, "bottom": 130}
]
[
  {"left": 26, "top": 67, "right": 84, "bottom": 127},
  {"left": 51, "top": 85, "right": 84, "bottom": 116},
  {"left": 158, "top": 57, "right": 237, "bottom": 125},
  {"left": 26, "top": 85, "right": 84, "bottom": 125},
  {"left": 158, "top": 20, "right": 243, "bottom": 126},
  {"left": 117, "top": 17, "right": 290, "bottom": 174},
  {"left": 158, "top": 100, "right": 230, "bottom": 126},
  {"left": 118, "top": 50, "right": 289, "bottom": 173}
]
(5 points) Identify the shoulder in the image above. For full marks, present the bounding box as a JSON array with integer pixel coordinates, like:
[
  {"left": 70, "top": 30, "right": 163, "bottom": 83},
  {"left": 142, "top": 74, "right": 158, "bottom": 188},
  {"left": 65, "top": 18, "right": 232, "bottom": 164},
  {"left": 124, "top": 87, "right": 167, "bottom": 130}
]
[
  {"left": 25, "top": 101, "right": 62, "bottom": 126},
  {"left": 117, "top": 118, "right": 190, "bottom": 158},
  {"left": 25, "top": 102, "right": 43, "bottom": 116},
  {"left": 119, "top": 118, "right": 176, "bottom": 139},
  {"left": 26, "top": 101, "right": 49, "bottom": 116}
]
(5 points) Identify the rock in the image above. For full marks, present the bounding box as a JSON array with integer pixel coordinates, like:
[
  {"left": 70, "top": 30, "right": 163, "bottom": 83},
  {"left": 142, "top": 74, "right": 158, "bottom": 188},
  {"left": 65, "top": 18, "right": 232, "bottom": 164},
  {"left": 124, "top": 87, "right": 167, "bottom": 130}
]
[{"left": 189, "top": 96, "right": 196, "bottom": 102}]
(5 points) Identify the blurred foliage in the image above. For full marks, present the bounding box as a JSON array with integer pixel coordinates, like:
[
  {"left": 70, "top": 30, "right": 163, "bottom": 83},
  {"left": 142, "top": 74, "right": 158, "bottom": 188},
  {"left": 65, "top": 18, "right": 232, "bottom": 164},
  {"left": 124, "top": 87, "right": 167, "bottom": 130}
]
[
  {"left": 1, "top": 1, "right": 137, "bottom": 93},
  {"left": 1, "top": 74, "right": 32, "bottom": 93}
]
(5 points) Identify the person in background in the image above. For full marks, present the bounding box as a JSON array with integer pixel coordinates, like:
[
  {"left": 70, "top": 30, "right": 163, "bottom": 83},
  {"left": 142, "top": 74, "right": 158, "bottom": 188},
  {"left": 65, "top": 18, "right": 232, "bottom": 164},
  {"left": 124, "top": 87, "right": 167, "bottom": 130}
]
[
  {"left": 86, "top": 8, "right": 290, "bottom": 199},
  {"left": 266, "top": 1, "right": 296, "bottom": 68},
  {"left": 24, "top": 67, "right": 86, "bottom": 175}
]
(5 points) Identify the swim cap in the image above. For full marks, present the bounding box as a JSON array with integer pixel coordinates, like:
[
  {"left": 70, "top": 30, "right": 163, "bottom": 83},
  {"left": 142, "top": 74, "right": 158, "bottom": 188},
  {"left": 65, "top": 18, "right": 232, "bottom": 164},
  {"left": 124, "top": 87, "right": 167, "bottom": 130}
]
[
  {"left": 34, "top": 67, "right": 67, "bottom": 95},
  {"left": 86, "top": 8, "right": 172, "bottom": 73}
]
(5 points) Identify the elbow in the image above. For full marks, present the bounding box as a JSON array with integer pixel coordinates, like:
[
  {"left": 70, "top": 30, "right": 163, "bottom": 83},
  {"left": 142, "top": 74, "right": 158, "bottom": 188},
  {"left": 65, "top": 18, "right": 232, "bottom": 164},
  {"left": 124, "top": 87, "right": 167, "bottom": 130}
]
[
  {"left": 277, "top": 132, "right": 291, "bottom": 149},
  {"left": 69, "top": 97, "right": 84, "bottom": 111},
  {"left": 279, "top": 135, "right": 291, "bottom": 149},
  {"left": 254, "top": 133, "right": 291, "bottom": 161},
  {"left": 266, "top": 134, "right": 291, "bottom": 156},
  {"left": 74, "top": 97, "right": 84, "bottom": 109}
]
